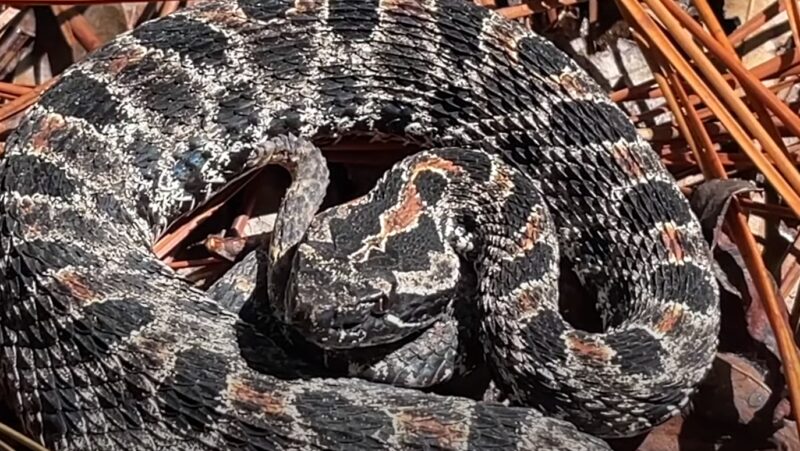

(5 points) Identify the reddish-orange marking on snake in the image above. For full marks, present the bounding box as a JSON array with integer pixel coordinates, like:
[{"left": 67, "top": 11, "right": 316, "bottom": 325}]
[
  {"left": 106, "top": 46, "right": 147, "bottom": 76},
  {"left": 655, "top": 304, "right": 684, "bottom": 334},
  {"left": 660, "top": 223, "right": 686, "bottom": 262},
  {"left": 54, "top": 270, "right": 97, "bottom": 306},
  {"left": 556, "top": 71, "right": 594, "bottom": 98},
  {"left": 351, "top": 156, "right": 461, "bottom": 261},
  {"left": 229, "top": 379, "right": 288, "bottom": 415},
  {"left": 566, "top": 334, "right": 614, "bottom": 362},
  {"left": 611, "top": 142, "right": 645, "bottom": 180},
  {"left": 518, "top": 213, "right": 542, "bottom": 253},
  {"left": 395, "top": 410, "right": 469, "bottom": 449},
  {"left": 31, "top": 114, "right": 66, "bottom": 153},
  {"left": 516, "top": 287, "right": 540, "bottom": 314}
]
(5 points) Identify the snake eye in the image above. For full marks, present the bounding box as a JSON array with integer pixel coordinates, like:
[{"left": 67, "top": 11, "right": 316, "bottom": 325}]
[{"left": 370, "top": 296, "right": 388, "bottom": 317}]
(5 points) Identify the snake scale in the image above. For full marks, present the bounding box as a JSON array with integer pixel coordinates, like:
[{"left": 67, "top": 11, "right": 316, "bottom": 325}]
[{"left": 0, "top": 0, "right": 721, "bottom": 449}]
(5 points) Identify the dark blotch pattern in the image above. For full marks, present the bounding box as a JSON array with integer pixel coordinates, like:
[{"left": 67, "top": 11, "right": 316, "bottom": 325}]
[
  {"left": 617, "top": 180, "right": 695, "bottom": 230},
  {"left": 158, "top": 347, "right": 228, "bottom": 433},
  {"left": 437, "top": 147, "right": 493, "bottom": 183},
  {"left": 137, "top": 70, "right": 202, "bottom": 124},
  {"left": 247, "top": 13, "right": 315, "bottom": 74},
  {"left": 215, "top": 81, "right": 260, "bottom": 138},
  {"left": 414, "top": 170, "right": 448, "bottom": 206},
  {"left": 429, "top": 85, "right": 482, "bottom": 131},
  {"left": 324, "top": 173, "right": 406, "bottom": 255},
  {"left": 605, "top": 327, "right": 665, "bottom": 376},
  {"left": 313, "top": 76, "right": 372, "bottom": 137},
  {"left": 266, "top": 107, "right": 305, "bottom": 136},
  {"left": 498, "top": 171, "right": 541, "bottom": 235},
  {"left": 433, "top": 1, "right": 485, "bottom": 70},
  {"left": 327, "top": 0, "right": 380, "bottom": 41},
  {"left": 649, "top": 262, "right": 717, "bottom": 315},
  {"left": 38, "top": 70, "right": 122, "bottom": 128},
  {"left": 293, "top": 388, "right": 394, "bottom": 448},
  {"left": 0, "top": 0, "right": 717, "bottom": 446},
  {"left": 492, "top": 242, "right": 555, "bottom": 299},
  {"left": 517, "top": 35, "right": 575, "bottom": 79},
  {"left": 547, "top": 100, "right": 637, "bottom": 147},
  {"left": 77, "top": 299, "right": 154, "bottom": 356},
  {"left": 13, "top": 240, "right": 102, "bottom": 273},
  {"left": 132, "top": 15, "right": 230, "bottom": 68},
  {"left": 117, "top": 56, "right": 202, "bottom": 125},
  {"left": 363, "top": 216, "right": 445, "bottom": 272},
  {"left": 126, "top": 132, "right": 164, "bottom": 182},
  {"left": 374, "top": 100, "right": 416, "bottom": 135},
  {"left": 466, "top": 403, "right": 525, "bottom": 450},
  {"left": 2, "top": 155, "right": 77, "bottom": 198},
  {"left": 47, "top": 123, "right": 119, "bottom": 176},
  {"left": 518, "top": 311, "right": 569, "bottom": 366},
  {"left": 11, "top": 296, "right": 153, "bottom": 366},
  {"left": 237, "top": 0, "right": 296, "bottom": 22}
]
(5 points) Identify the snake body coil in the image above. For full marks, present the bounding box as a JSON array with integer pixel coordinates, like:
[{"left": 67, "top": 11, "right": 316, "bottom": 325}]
[{"left": 0, "top": 0, "right": 718, "bottom": 449}]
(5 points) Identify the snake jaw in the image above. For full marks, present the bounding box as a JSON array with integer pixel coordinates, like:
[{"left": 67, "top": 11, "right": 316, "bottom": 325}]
[
  {"left": 285, "top": 244, "right": 446, "bottom": 349},
  {"left": 324, "top": 313, "right": 435, "bottom": 349},
  {"left": 380, "top": 313, "right": 431, "bottom": 329},
  {"left": 308, "top": 312, "right": 442, "bottom": 350}
]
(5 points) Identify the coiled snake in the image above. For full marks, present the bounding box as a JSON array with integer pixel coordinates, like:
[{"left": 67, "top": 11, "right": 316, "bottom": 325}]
[{"left": 0, "top": 0, "right": 720, "bottom": 449}]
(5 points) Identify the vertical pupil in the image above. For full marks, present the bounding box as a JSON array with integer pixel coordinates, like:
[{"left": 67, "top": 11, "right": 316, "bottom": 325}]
[{"left": 371, "top": 298, "right": 386, "bottom": 315}]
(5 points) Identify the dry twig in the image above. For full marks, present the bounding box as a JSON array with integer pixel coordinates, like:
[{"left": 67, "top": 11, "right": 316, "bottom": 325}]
[{"left": 615, "top": 0, "right": 800, "bottom": 440}]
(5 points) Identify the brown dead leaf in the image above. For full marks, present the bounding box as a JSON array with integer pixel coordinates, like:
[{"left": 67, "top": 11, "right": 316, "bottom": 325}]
[
  {"left": 687, "top": 179, "right": 791, "bottom": 368},
  {"left": 716, "top": 225, "right": 787, "bottom": 362},
  {"left": 695, "top": 353, "right": 783, "bottom": 426},
  {"left": 689, "top": 178, "right": 761, "bottom": 249},
  {"left": 617, "top": 353, "right": 798, "bottom": 451}
]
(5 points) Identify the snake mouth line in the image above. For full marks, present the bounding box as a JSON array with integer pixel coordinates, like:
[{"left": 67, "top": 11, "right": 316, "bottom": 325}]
[{"left": 303, "top": 313, "right": 441, "bottom": 350}]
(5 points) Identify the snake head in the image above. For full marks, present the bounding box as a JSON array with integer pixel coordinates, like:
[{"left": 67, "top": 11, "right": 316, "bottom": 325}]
[
  {"left": 284, "top": 240, "right": 462, "bottom": 349},
  {"left": 283, "top": 174, "right": 465, "bottom": 350}
]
